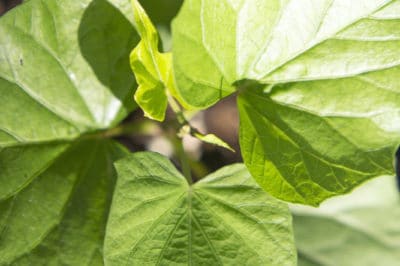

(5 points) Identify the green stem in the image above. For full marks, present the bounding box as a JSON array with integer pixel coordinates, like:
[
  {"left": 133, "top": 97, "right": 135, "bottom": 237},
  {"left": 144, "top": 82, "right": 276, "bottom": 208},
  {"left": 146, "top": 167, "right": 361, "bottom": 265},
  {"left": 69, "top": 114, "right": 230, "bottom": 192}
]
[
  {"left": 173, "top": 136, "right": 192, "bottom": 184},
  {"left": 166, "top": 92, "right": 194, "bottom": 183},
  {"left": 167, "top": 93, "right": 188, "bottom": 125}
]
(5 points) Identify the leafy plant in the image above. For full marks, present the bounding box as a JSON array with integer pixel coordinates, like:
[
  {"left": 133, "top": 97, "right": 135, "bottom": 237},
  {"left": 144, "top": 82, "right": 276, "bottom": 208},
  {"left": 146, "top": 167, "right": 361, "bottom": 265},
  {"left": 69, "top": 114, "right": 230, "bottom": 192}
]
[{"left": 0, "top": 0, "right": 399, "bottom": 265}]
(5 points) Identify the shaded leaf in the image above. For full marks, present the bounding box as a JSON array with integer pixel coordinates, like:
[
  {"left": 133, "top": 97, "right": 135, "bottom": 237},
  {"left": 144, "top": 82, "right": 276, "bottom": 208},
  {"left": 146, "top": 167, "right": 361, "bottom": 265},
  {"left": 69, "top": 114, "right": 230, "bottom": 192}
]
[
  {"left": 0, "top": 0, "right": 137, "bottom": 198},
  {"left": 0, "top": 0, "right": 137, "bottom": 263},
  {"left": 0, "top": 139, "right": 127, "bottom": 265},
  {"left": 138, "top": 0, "right": 183, "bottom": 28}
]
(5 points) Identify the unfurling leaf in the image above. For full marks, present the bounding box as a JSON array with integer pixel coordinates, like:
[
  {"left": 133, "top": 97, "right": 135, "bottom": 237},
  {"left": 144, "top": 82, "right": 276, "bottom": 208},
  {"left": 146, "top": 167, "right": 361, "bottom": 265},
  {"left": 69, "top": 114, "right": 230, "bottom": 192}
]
[
  {"left": 130, "top": 0, "right": 189, "bottom": 121},
  {"left": 194, "top": 132, "right": 235, "bottom": 152}
]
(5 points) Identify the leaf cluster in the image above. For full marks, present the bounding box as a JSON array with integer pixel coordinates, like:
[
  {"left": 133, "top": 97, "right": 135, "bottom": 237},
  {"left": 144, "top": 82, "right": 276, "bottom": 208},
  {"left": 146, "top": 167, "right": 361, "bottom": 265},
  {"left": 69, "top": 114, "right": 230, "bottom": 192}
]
[{"left": 1, "top": 0, "right": 400, "bottom": 265}]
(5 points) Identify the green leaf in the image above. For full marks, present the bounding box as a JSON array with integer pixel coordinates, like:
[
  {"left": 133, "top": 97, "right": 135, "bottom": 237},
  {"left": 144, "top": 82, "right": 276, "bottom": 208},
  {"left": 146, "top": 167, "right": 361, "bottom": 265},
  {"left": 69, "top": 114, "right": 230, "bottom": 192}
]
[
  {"left": 238, "top": 83, "right": 399, "bottom": 206},
  {"left": 292, "top": 175, "right": 400, "bottom": 266},
  {"left": 138, "top": 0, "right": 183, "bottom": 28},
  {"left": 194, "top": 132, "right": 235, "bottom": 152},
  {"left": 137, "top": 0, "right": 183, "bottom": 51},
  {"left": 0, "top": 0, "right": 136, "bottom": 263},
  {"left": 0, "top": 139, "right": 127, "bottom": 265},
  {"left": 173, "top": 0, "right": 400, "bottom": 108},
  {"left": 0, "top": 0, "right": 137, "bottom": 192},
  {"left": 173, "top": 0, "right": 400, "bottom": 205},
  {"left": 0, "top": 0, "right": 138, "bottom": 141},
  {"left": 112, "top": 0, "right": 183, "bottom": 53},
  {"left": 130, "top": 0, "right": 187, "bottom": 121},
  {"left": 105, "top": 152, "right": 296, "bottom": 265}
]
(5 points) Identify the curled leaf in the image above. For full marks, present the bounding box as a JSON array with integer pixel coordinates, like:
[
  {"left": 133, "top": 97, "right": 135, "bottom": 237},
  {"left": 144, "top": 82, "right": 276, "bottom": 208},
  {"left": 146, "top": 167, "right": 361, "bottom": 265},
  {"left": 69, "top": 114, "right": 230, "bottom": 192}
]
[{"left": 130, "top": 0, "right": 191, "bottom": 121}]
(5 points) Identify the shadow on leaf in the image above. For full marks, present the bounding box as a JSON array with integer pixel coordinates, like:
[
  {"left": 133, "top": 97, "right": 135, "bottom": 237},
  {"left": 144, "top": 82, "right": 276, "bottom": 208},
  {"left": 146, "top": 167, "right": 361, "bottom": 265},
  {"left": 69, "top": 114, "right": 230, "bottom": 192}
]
[{"left": 78, "top": 0, "right": 139, "bottom": 121}]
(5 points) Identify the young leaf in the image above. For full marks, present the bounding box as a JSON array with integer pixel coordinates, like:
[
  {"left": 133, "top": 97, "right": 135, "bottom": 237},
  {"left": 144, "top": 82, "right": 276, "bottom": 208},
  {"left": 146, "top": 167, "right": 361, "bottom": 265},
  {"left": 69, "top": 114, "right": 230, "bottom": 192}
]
[
  {"left": 194, "top": 132, "right": 235, "bottom": 152},
  {"left": 179, "top": 124, "right": 235, "bottom": 152},
  {"left": 105, "top": 152, "right": 296, "bottom": 265},
  {"left": 173, "top": 0, "right": 400, "bottom": 205},
  {"left": 292, "top": 175, "right": 400, "bottom": 266},
  {"left": 130, "top": 0, "right": 188, "bottom": 121}
]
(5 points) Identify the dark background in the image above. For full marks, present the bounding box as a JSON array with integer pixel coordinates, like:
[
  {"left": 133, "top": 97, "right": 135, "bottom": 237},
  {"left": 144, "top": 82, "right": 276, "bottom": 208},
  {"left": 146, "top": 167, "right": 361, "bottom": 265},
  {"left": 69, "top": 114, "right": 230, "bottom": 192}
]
[{"left": 0, "top": 0, "right": 21, "bottom": 15}]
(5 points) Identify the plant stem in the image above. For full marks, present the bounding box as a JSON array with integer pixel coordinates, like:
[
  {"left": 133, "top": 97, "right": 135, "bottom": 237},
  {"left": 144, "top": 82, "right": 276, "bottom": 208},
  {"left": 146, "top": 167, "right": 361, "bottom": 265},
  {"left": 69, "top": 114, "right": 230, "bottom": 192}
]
[
  {"left": 173, "top": 135, "right": 192, "bottom": 184},
  {"left": 166, "top": 92, "right": 194, "bottom": 184},
  {"left": 167, "top": 93, "right": 187, "bottom": 125}
]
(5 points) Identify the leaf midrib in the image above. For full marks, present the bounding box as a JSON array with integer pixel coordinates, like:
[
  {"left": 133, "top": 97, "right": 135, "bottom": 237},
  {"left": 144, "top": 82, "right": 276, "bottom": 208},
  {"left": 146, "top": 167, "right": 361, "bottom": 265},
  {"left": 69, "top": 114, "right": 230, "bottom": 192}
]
[{"left": 191, "top": 191, "right": 264, "bottom": 264}]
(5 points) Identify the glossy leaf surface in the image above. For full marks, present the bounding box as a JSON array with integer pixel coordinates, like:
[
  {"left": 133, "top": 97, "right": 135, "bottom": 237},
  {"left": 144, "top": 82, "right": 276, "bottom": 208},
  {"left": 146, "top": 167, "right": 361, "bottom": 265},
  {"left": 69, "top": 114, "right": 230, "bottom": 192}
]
[
  {"left": 292, "top": 175, "right": 400, "bottom": 266},
  {"left": 105, "top": 152, "right": 296, "bottom": 265},
  {"left": 173, "top": 0, "right": 400, "bottom": 204}
]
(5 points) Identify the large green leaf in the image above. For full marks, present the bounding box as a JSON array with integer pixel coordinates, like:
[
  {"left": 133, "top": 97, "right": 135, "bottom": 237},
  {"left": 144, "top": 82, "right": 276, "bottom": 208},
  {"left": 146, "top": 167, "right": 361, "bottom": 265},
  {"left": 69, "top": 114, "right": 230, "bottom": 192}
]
[
  {"left": 172, "top": 0, "right": 400, "bottom": 108},
  {"left": 292, "top": 175, "right": 400, "bottom": 266},
  {"left": 0, "top": 139, "right": 127, "bottom": 265},
  {"left": 172, "top": 0, "right": 400, "bottom": 205},
  {"left": 238, "top": 83, "right": 399, "bottom": 206},
  {"left": 0, "top": 0, "right": 137, "bottom": 198},
  {"left": 0, "top": 0, "right": 138, "bottom": 141},
  {"left": 0, "top": 0, "right": 137, "bottom": 263},
  {"left": 105, "top": 152, "right": 296, "bottom": 265}
]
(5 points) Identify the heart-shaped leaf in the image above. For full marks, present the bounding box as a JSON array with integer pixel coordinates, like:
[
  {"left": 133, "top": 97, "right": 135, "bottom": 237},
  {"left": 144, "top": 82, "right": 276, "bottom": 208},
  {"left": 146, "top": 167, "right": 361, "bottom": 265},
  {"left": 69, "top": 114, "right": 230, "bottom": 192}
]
[
  {"left": 105, "top": 152, "right": 296, "bottom": 265},
  {"left": 172, "top": 0, "right": 400, "bottom": 205}
]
